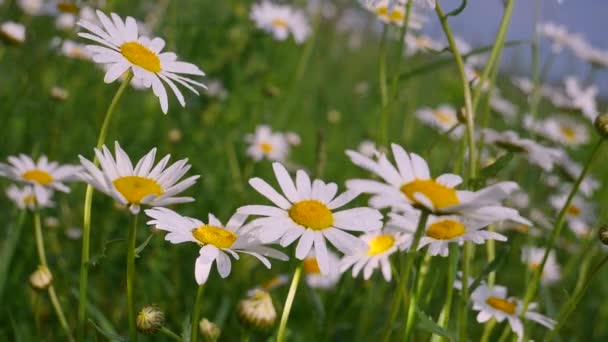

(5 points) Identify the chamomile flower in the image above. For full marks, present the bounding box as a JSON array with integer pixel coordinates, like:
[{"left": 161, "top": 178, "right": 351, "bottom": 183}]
[
  {"left": 60, "top": 39, "right": 92, "bottom": 60},
  {"left": 415, "top": 104, "right": 463, "bottom": 138},
  {"left": 250, "top": 1, "right": 311, "bottom": 44},
  {"left": 469, "top": 284, "right": 556, "bottom": 339},
  {"left": 482, "top": 129, "right": 564, "bottom": 171},
  {"left": 537, "top": 21, "right": 577, "bottom": 53},
  {"left": 303, "top": 250, "right": 342, "bottom": 289},
  {"left": 526, "top": 115, "right": 589, "bottom": 147},
  {"left": 6, "top": 184, "right": 54, "bottom": 210},
  {"left": 78, "top": 142, "right": 199, "bottom": 214},
  {"left": 554, "top": 154, "right": 600, "bottom": 197},
  {"left": 0, "top": 22, "right": 26, "bottom": 45},
  {"left": 238, "top": 162, "right": 383, "bottom": 275},
  {"left": 404, "top": 33, "right": 442, "bottom": 56},
  {"left": 0, "top": 154, "right": 81, "bottom": 193},
  {"left": 388, "top": 211, "right": 508, "bottom": 257},
  {"left": 245, "top": 125, "right": 290, "bottom": 162},
  {"left": 550, "top": 193, "right": 595, "bottom": 238},
  {"left": 340, "top": 230, "right": 408, "bottom": 281},
  {"left": 145, "top": 208, "right": 288, "bottom": 284},
  {"left": 346, "top": 143, "right": 530, "bottom": 222},
  {"left": 18, "top": 0, "right": 43, "bottom": 16},
  {"left": 564, "top": 76, "right": 598, "bottom": 121},
  {"left": 77, "top": 10, "right": 206, "bottom": 113},
  {"left": 489, "top": 91, "right": 518, "bottom": 122},
  {"left": 521, "top": 247, "right": 561, "bottom": 285},
  {"left": 363, "top": 0, "right": 426, "bottom": 29}
]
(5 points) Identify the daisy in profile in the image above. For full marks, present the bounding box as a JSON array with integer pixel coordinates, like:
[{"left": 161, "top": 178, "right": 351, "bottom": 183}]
[
  {"left": 563, "top": 76, "right": 598, "bottom": 121},
  {"left": 0, "top": 22, "right": 26, "bottom": 45},
  {"left": 415, "top": 104, "right": 463, "bottom": 138},
  {"left": 145, "top": 208, "right": 288, "bottom": 284},
  {"left": 404, "top": 33, "right": 442, "bottom": 56},
  {"left": 238, "top": 162, "right": 383, "bottom": 274},
  {"left": 550, "top": 193, "right": 595, "bottom": 238},
  {"left": 250, "top": 1, "right": 311, "bottom": 44},
  {"left": 521, "top": 247, "right": 561, "bottom": 285},
  {"left": 387, "top": 211, "right": 511, "bottom": 257},
  {"left": 357, "top": 140, "right": 380, "bottom": 158},
  {"left": 6, "top": 185, "right": 54, "bottom": 210},
  {"left": 469, "top": 284, "right": 556, "bottom": 339},
  {"left": 0, "top": 154, "right": 81, "bottom": 193},
  {"left": 60, "top": 39, "right": 92, "bottom": 60},
  {"left": 346, "top": 143, "right": 529, "bottom": 220},
  {"left": 340, "top": 230, "right": 408, "bottom": 281},
  {"left": 245, "top": 125, "right": 290, "bottom": 162},
  {"left": 554, "top": 154, "right": 600, "bottom": 197},
  {"left": 482, "top": 129, "right": 564, "bottom": 171},
  {"left": 537, "top": 21, "right": 577, "bottom": 53},
  {"left": 78, "top": 142, "right": 199, "bottom": 214},
  {"left": 363, "top": 0, "right": 426, "bottom": 29},
  {"left": 77, "top": 10, "right": 206, "bottom": 113},
  {"left": 489, "top": 91, "right": 518, "bottom": 122},
  {"left": 303, "top": 250, "right": 342, "bottom": 289},
  {"left": 525, "top": 115, "right": 589, "bottom": 147}
]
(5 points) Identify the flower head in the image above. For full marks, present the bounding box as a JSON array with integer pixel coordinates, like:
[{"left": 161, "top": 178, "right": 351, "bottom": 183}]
[
  {"left": 78, "top": 142, "right": 199, "bottom": 214},
  {"left": 0, "top": 21, "right": 26, "bottom": 45},
  {"left": 6, "top": 184, "right": 54, "bottom": 210},
  {"left": 550, "top": 193, "right": 595, "bottom": 238},
  {"left": 0, "top": 154, "right": 81, "bottom": 193},
  {"left": 245, "top": 125, "right": 290, "bottom": 162},
  {"left": 238, "top": 162, "right": 383, "bottom": 274},
  {"left": 145, "top": 208, "right": 288, "bottom": 284},
  {"left": 415, "top": 104, "right": 463, "bottom": 138},
  {"left": 303, "top": 250, "right": 342, "bottom": 289},
  {"left": 525, "top": 115, "right": 589, "bottom": 147},
  {"left": 521, "top": 247, "right": 561, "bottom": 285},
  {"left": 77, "top": 10, "right": 206, "bottom": 113},
  {"left": 250, "top": 1, "right": 310, "bottom": 44}
]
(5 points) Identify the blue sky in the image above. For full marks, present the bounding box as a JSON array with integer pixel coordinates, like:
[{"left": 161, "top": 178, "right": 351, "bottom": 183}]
[{"left": 424, "top": 0, "right": 608, "bottom": 95}]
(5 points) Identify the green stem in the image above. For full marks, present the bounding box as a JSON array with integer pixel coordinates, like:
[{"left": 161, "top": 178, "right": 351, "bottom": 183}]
[
  {"left": 378, "top": 24, "right": 389, "bottom": 144},
  {"left": 521, "top": 139, "right": 604, "bottom": 322},
  {"left": 0, "top": 210, "right": 26, "bottom": 300},
  {"left": 191, "top": 284, "right": 206, "bottom": 342},
  {"left": 486, "top": 225, "right": 497, "bottom": 288},
  {"left": 34, "top": 210, "right": 74, "bottom": 342},
  {"left": 127, "top": 213, "right": 139, "bottom": 342},
  {"left": 528, "top": 0, "right": 543, "bottom": 122},
  {"left": 160, "top": 326, "right": 182, "bottom": 341},
  {"left": 459, "top": 242, "right": 472, "bottom": 342},
  {"left": 404, "top": 251, "right": 431, "bottom": 340},
  {"left": 430, "top": 244, "right": 458, "bottom": 342},
  {"left": 435, "top": 3, "right": 476, "bottom": 181},
  {"left": 496, "top": 324, "right": 511, "bottom": 342},
  {"left": 276, "top": 263, "right": 303, "bottom": 342},
  {"left": 77, "top": 71, "right": 133, "bottom": 341},
  {"left": 480, "top": 319, "right": 497, "bottom": 342}
]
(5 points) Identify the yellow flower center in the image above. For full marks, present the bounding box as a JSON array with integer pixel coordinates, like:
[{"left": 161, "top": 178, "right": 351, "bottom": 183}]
[
  {"left": 400, "top": 179, "right": 459, "bottom": 210},
  {"left": 434, "top": 111, "right": 455, "bottom": 125},
  {"left": 303, "top": 257, "right": 321, "bottom": 274},
  {"left": 486, "top": 297, "right": 516, "bottom": 315},
  {"left": 271, "top": 18, "right": 289, "bottom": 29},
  {"left": 192, "top": 225, "right": 237, "bottom": 249},
  {"left": 113, "top": 176, "right": 163, "bottom": 204},
  {"left": 260, "top": 142, "right": 274, "bottom": 153},
  {"left": 120, "top": 42, "right": 161, "bottom": 73},
  {"left": 567, "top": 205, "right": 581, "bottom": 216},
  {"left": 23, "top": 194, "right": 37, "bottom": 206},
  {"left": 56, "top": 2, "right": 79, "bottom": 14},
  {"left": 375, "top": 6, "right": 404, "bottom": 22},
  {"left": 22, "top": 170, "right": 53, "bottom": 185},
  {"left": 560, "top": 127, "right": 577, "bottom": 141},
  {"left": 426, "top": 220, "right": 466, "bottom": 240},
  {"left": 288, "top": 200, "right": 334, "bottom": 230},
  {"left": 367, "top": 234, "right": 395, "bottom": 256}
]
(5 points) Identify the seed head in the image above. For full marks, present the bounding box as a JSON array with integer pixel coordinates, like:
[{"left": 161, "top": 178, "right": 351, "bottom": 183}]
[
  {"left": 29, "top": 265, "right": 53, "bottom": 290},
  {"left": 237, "top": 290, "right": 276, "bottom": 330},
  {"left": 136, "top": 305, "right": 165, "bottom": 335},
  {"left": 199, "top": 318, "right": 221, "bottom": 342}
]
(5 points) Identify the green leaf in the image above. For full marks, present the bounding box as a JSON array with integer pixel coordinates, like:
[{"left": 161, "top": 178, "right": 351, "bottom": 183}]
[
  {"left": 70, "top": 288, "right": 118, "bottom": 335},
  {"left": 181, "top": 315, "right": 191, "bottom": 342},
  {"left": 468, "top": 245, "right": 511, "bottom": 293},
  {"left": 88, "top": 319, "right": 127, "bottom": 341},
  {"left": 479, "top": 153, "right": 514, "bottom": 180},
  {"left": 134, "top": 233, "right": 155, "bottom": 258},
  {"left": 88, "top": 238, "right": 124, "bottom": 268},
  {"left": 414, "top": 306, "right": 457, "bottom": 341}
]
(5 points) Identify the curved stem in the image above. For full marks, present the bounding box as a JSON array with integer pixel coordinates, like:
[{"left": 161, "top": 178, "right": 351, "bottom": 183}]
[
  {"left": 77, "top": 71, "right": 133, "bottom": 341},
  {"left": 160, "top": 327, "right": 182, "bottom": 341},
  {"left": 276, "top": 264, "right": 303, "bottom": 342},
  {"left": 435, "top": 3, "right": 476, "bottom": 182},
  {"left": 430, "top": 244, "right": 458, "bottom": 342},
  {"left": 126, "top": 213, "right": 139, "bottom": 342},
  {"left": 521, "top": 139, "right": 604, "bottom": 319},
  {"left": 459, "top": 242, "right": 472, "bottom": 342},
  {"left": 34, "top": 210, "right": 75, "bottom": 342},
  {"left": 191, "top": 284, "right": 205, "bottom": 342}
]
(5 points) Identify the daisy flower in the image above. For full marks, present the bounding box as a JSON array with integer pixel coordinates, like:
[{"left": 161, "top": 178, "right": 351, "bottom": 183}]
[
  {"left": 482, "top": 129, "right": 564, "bottom": 171},
  {"left": 145, "top": 208, "right": 288, "bottom": 284},
  {"left": 415, "top": 104, "right": 463, "bottom": 138},
  {"left": 563, "top": 76, "right": 598, "bottom": 121},
  {"left": 77, "top": 10, "right": 206, "bottom": 114},
  {"left": 0, "top": 22, "right": 26, "bottom": 45},
  {"left": 387, "top": 211, "right": 509, "bottom": 257},
  {"left": 489, "top": 91, "right": 518, "bottom": 122},
  {"left": 346, "top": 143, "right": 530, "bottom": 222},
  {"left": 6, "top": 184, "right": 54, "bottom": 210},
  {"left": 525, "top": 115, "right": 589, "bottom": 147},
  {"left": 0, "top": 154, "right": 81, "bottom": 193},
  {"left": 250, "top": 1, "right": 311, "bottom": 44},
  {"left": 554, "top": 154, "right": 600, "bottom": 197},
  {"left": 340, "top": 230, "right": 408, "bottom": 281},
  {"left": 18, "top": 0, "right": 43, "bottom": 16},
  {"left": 245, "top": 125, "right": 290, "bottom": 162},
  {"left": 78, "top": 142, "right": 199, "bottom": 214},
  {"left": 404, "top": 33, "right": 442, "bottom": 56},
  {"left": 238, "top": 162, "right": 383, "bottom": 274},
  {"left": 303, "top": 250, "right": 342, "bottom": 289},
  {"left": 362, "top": 0, "right": 426, "bottom": 29},
  {"left": 550, "top": 193, "right": 595, "bottom": 238},
  {"left": 469, "top": 284, "right": 556, "bottom": 339},
  {"left": 537, "top": 21, "right": 577, "bottom": 53},
  {"left": 357, "top": 140, "right": 380, "bottom": 158},
  {"left": 521, "top": 247, "right": 561, "bottom": 285},
  {"left": 60, "top": 39, "right": 92, "bottom": 60}
]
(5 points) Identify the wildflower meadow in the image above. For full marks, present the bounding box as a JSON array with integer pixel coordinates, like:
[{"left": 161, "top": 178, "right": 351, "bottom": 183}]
[{"left": 1, "top": 0, "right": 608, "bottom": 341}]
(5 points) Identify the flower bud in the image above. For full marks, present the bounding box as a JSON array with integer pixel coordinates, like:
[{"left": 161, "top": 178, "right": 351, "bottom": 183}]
[
  {"left": 199, "top": 318, "right": 221, "bottom": 342},
  {"left": 29, "top": 265, "right": 53, "bottom": 290},
  {"left": 168, "top": 128, "right": 183, "bottom": 144},
  {"left": 594, "top": 113, "right": 608, "bottom": 139},
  {"left": 237, "top": 290, "right": 276, "bottom": 330},
  {"left": 598, "top": 226, "right": 608, "bottom": 245},
  {"left": 136, "top": 305, "right": 165, "bottom": 335}
]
